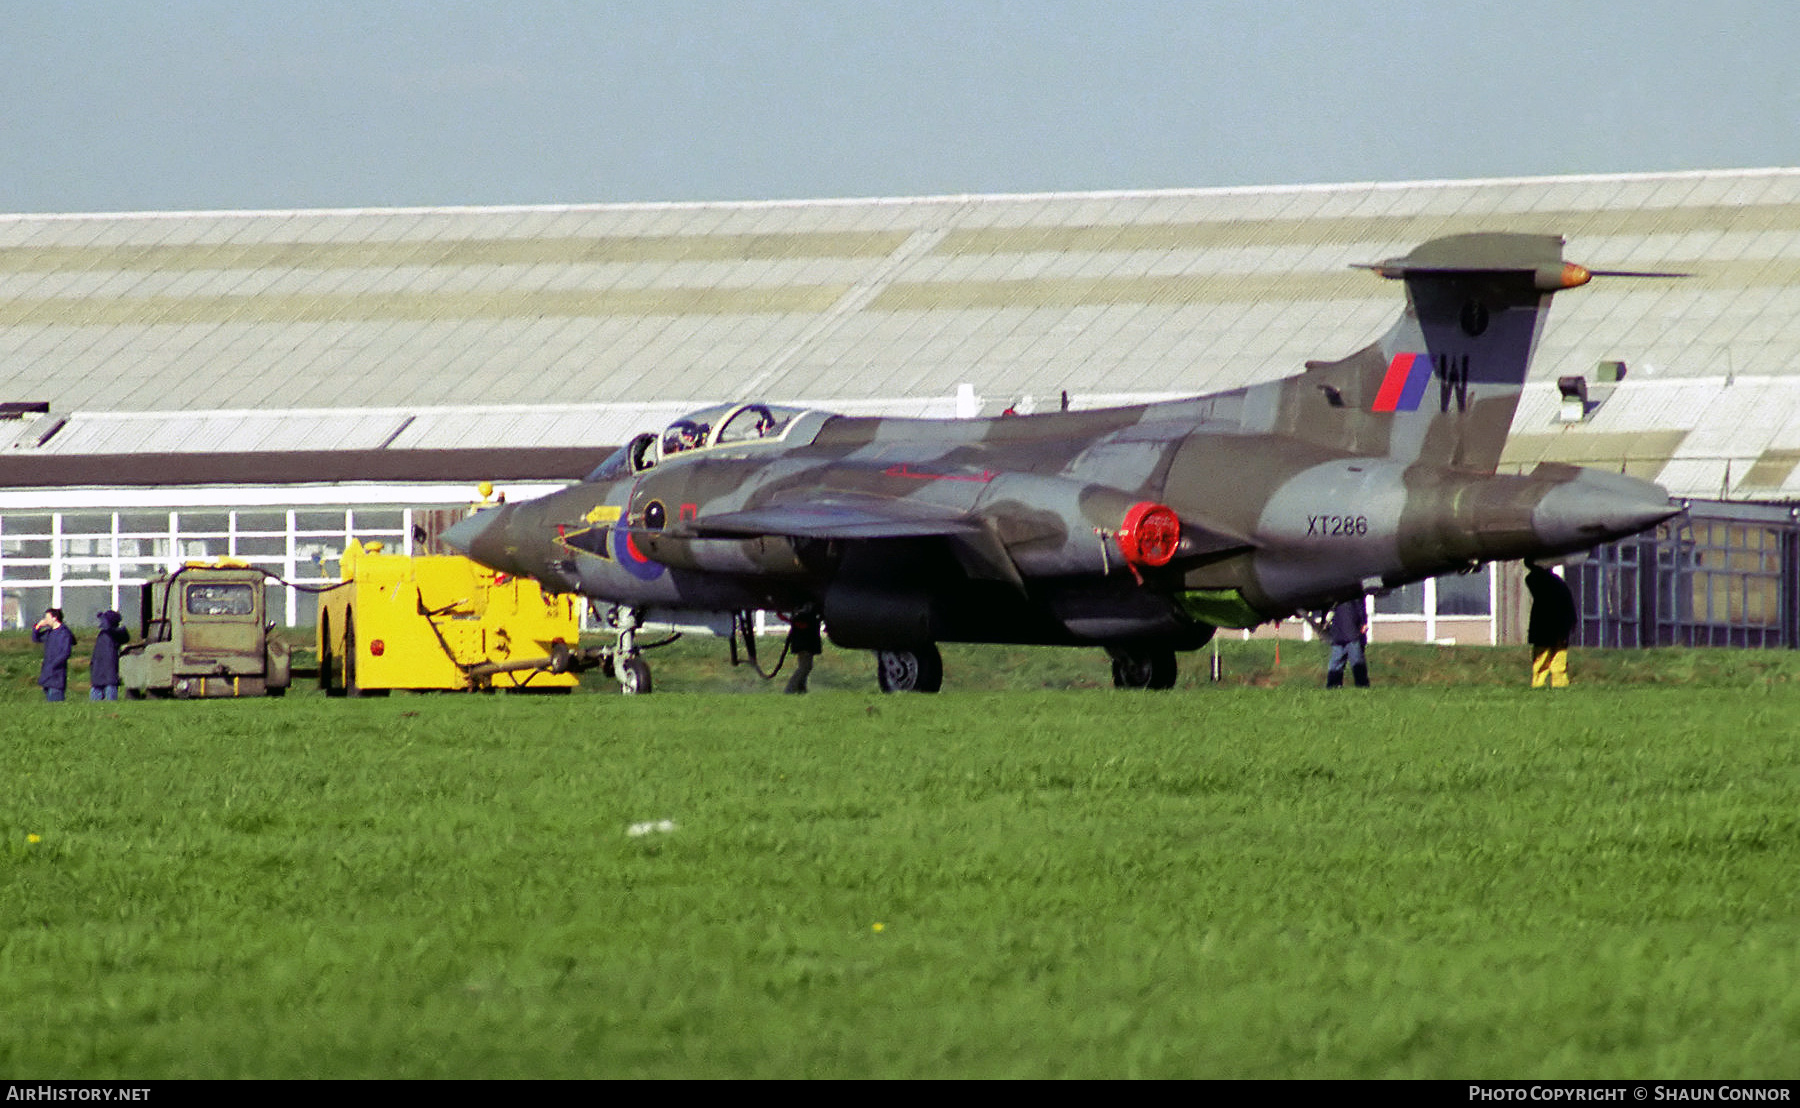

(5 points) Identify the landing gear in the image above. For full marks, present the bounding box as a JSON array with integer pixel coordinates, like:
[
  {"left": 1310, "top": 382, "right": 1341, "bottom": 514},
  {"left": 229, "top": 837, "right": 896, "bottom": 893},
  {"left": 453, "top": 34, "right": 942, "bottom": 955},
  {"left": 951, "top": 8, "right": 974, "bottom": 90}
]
[
  {"left": 1108, "top": 645, "right": 1177, "bottom": 690},
  {"left": 875, "top": 644, "right": 943, "bottom": 693},
  {"left": 608, "top": 605, "right": 648, "bottom": 694},
  {"left": 618, "top": 655, "right": 652, "bottom": 695}
]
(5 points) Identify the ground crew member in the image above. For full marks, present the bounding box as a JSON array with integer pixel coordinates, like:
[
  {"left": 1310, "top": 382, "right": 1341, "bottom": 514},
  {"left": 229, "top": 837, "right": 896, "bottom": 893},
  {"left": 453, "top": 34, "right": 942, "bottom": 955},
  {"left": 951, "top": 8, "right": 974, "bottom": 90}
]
[
  {"left": 1525, "top": 560, "right": 1577, "bottom": 688},
  {"left": 1324, "top": 598, "right": 1370, "bottom": 688},
  {"left": 784, "top": 610, "right": 822, "bottom": 694}
]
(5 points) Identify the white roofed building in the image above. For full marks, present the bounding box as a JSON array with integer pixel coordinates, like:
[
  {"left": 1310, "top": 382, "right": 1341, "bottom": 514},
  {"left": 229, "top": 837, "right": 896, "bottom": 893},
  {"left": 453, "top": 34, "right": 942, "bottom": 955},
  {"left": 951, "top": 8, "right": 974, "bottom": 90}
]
[{"left": 4, "top": 168, "right": 1800, "bottom": 641}]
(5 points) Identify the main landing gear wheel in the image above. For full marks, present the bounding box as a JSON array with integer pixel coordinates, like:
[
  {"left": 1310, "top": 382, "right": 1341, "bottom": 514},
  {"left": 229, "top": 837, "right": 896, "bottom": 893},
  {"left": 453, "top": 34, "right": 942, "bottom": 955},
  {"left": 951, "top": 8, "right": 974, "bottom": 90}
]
[
  {"left": 1108, "top": 646, "right": 1178, "bottom": 690},
  {"left": 875, "top": 645, "right": 943, "bottom": 693}
]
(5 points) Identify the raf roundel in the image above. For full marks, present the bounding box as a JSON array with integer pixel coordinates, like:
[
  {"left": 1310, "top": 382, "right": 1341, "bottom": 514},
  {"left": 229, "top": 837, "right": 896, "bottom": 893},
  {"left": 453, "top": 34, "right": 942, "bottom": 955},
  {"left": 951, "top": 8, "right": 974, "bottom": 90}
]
[{"left": 613, "top": 519, "right": 665, "bottom": 581}]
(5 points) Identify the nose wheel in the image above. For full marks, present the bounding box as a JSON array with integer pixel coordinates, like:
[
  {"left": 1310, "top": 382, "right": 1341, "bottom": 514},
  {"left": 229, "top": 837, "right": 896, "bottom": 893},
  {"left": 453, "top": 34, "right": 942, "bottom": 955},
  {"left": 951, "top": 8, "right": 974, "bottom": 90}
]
[
  {"left": 617, "top": 655, "right": 652, "bottom": 695},
  {"left": 608, "top": 605, "right": 652, "bottom": 695}
]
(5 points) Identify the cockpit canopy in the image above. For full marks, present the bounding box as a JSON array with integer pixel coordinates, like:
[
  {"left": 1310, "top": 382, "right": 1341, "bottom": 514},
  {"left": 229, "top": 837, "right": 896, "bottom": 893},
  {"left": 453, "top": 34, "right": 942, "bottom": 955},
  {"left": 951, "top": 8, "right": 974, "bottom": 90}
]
[{"left": 584, "top": 401, "right": 810, "bottom": 482}]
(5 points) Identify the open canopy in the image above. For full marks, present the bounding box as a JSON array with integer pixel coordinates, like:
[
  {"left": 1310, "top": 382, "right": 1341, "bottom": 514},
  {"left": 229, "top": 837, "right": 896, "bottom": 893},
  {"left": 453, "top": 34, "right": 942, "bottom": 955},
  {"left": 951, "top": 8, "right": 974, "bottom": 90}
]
[{"left": 583, "top": 401, "right": 815, "bottom": 482}]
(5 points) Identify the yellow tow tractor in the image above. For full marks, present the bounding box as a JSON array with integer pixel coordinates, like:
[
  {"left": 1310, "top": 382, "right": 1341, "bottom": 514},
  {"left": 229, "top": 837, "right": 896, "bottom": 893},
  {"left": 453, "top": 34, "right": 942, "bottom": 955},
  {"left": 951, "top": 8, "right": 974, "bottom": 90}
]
[{"left": 316, "top": 536, "right": 585, "bottom": 695}]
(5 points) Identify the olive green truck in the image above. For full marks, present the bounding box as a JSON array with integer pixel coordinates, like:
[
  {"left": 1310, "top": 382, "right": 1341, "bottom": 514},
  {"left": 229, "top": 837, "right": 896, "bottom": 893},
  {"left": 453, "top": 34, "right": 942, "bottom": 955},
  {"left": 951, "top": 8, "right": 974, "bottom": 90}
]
[{"left": 119, "top": 562, "right": 292, "bottom": 698}]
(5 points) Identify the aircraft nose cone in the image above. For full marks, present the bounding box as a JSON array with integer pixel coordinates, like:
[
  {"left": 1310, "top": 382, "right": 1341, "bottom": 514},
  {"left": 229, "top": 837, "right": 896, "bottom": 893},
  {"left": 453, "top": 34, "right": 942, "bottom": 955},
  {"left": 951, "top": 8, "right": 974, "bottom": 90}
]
[
  {"left": 441, "top": 506, "right": 517, "bottom": 571},
  {"left": 1532, "top": 469, "right": 1679, "bottom": 554}
]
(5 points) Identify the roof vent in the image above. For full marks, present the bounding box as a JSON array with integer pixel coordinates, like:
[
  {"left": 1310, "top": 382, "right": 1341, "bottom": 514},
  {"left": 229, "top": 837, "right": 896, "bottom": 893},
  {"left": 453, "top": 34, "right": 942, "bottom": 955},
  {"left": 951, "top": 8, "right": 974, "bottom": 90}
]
[{"left": 1557, "top": 362, "right": 1627, "bottom": 423}]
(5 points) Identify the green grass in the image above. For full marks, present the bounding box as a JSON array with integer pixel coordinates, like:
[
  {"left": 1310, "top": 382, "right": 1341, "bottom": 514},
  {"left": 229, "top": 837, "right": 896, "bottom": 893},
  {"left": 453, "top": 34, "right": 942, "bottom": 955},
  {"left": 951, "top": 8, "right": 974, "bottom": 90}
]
[{"left": 4, "top": 632, "right": 1800, "bottom": 1077}]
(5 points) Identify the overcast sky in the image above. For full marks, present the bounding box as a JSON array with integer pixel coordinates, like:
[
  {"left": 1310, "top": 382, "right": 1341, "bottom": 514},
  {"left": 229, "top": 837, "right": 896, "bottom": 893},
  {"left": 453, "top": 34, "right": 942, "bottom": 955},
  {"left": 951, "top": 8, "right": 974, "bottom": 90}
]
[{"left": 5, "top": 1, "right": 1798, "bottom": 214}]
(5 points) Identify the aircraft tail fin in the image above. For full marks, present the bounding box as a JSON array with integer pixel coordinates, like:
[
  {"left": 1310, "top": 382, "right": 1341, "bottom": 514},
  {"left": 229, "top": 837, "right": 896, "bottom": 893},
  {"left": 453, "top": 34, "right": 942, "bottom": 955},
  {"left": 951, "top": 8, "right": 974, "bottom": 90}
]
[{"left": 1291, "top": 232, "right": 1591, "bottom": 473}]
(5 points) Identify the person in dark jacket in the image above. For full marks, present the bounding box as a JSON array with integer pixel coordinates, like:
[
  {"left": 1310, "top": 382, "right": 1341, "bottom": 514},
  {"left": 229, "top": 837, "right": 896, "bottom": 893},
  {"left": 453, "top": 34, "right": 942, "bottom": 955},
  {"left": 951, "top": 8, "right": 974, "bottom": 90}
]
[
  {"left": 90, "top": 609, "right": 130, "bottom": 701},
  {"left": 1324, "top": 598, "right": 1370, "bottom": 688},
  {"left": 783, "top": 610, "right": 822, "bottom": 694},
  {"left": 31, "top": 607, "right": 76, "bottom": 702},
  {"left": 1525, "top": 560, "right": 1577, "bottom": 688}
]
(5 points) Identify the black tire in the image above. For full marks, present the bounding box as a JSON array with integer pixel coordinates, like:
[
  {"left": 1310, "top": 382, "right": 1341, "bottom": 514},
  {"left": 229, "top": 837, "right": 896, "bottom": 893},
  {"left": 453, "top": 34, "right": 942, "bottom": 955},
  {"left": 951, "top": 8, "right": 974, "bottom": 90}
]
[
  {"left": 1109, "top": 646, "right": 1178, "bottom": 690},
  {"left": 875, "top": 645, "right": 943, "bottom": 693},
  {"left": 320, "top": 612, "right": 342, "bottom": 696},
  {"left": 619, "top": 656, "right": 652, "bottom": 695}
]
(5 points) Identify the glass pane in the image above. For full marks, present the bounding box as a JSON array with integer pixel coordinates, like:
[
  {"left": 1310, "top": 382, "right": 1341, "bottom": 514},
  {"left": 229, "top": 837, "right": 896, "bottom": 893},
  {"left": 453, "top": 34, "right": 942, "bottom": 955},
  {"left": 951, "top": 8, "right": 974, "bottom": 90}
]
[
  {"left": 60, "top": 560, "right": 112, "bottom": 582},
  {"left": 1435, "top": 567, "right": 1492, "bottom": 616},
  {"left": 233, "top": 536, "right": 288, "bottom": 558},
  {"left": 3, "top": 515, "right": 53, "bottom": 537},
  {"left": 178, "top": 513, "right": 230, "bottom": 533},
  {"left": 294, "top": 539, "right": 340, "bottom": 567},
  {"left": 350, "top": 509, "right": 404, "bottom": 531},
  {"left": 58, "top": 586, "right": 117, "bottom": 631},
  {"left": 185, "top": 582, "right": 256, "bottom": 616},
  {"left": 2, "top": 538, "right": 52, "bottom": 559},
  {"left": 297, "top": 558, "right": 342, "bottom": 580},
  {"left": 61, "top": 513, "right": 115, "bottom": 535},
  {"left": 59, "top": 536, "right": 115, "bottom": 558},
  {"left": 179, "top": 538, "right": 226, "bottom": 560},
  {"left": 119, "top": 537, "right": 172, "bottom": 560},
  {"left": 2, "top": 587, "right": 52, "bottom": 630},
  {"left": 1373, "top": 581, "right": 1425, "bottom": 615},
  {"left": 235, "top": 511, "right": 289, "bottom": 533},
  {"left": 120, "top": 512, "right": 172, "bottom": 535},
  {"left": 295, "top": 511, "right": 348, "bottom": 533}
]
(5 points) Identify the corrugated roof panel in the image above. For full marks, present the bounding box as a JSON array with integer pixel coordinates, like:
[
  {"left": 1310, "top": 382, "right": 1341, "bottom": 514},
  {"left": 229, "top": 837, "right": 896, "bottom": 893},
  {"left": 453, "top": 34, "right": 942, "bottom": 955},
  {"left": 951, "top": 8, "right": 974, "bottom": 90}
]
[
  {"left": 1581, "top": 381, "right": 1715, "bottom": 433},
  {"left": 1678, "top": 381, "right": 1783, "bottom": 458},
  {"left": 1660, "top": 457, "right": 1733, "bottom": 496},
  {"left": 1762, "top": 403, "right": 1800, "bottom": 452},
  {"left": 6, "top": 171, "right": 1800, "bottom": 444}
]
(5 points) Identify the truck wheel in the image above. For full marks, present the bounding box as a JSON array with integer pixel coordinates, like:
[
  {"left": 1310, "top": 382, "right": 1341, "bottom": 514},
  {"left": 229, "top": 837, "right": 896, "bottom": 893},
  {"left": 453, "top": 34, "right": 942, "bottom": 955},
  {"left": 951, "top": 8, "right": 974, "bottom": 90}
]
[{"left": 320, "top": 613, "right": 343, "bottom": 696}]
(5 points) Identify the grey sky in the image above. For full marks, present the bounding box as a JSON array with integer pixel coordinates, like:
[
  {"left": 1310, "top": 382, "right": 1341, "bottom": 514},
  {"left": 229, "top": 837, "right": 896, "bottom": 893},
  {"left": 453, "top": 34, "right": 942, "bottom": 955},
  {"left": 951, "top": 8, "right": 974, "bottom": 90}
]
[{"left": 5, "top": 1, "right": 1797, "bottom": 214}]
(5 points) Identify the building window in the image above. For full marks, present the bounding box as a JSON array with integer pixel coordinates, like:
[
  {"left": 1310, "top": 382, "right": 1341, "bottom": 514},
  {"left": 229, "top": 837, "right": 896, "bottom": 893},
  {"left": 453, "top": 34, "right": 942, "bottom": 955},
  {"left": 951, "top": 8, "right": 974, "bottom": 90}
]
[
  {"left": 0, "top": 504, "right": 418, "bottom": 628},
  {"left": 1436, "top": 566, "right": 1492, "bottom": 616},
  {"left": 1374, "top": 581, "right": 1425, "bottom": 616}
]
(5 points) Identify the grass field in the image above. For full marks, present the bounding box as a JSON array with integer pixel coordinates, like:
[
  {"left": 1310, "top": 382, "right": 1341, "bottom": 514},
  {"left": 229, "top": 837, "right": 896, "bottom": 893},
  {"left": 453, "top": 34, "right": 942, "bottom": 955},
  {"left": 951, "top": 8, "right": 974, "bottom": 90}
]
[{"left": 4, "top": 632, "right": 1800, "bottom": 1077}]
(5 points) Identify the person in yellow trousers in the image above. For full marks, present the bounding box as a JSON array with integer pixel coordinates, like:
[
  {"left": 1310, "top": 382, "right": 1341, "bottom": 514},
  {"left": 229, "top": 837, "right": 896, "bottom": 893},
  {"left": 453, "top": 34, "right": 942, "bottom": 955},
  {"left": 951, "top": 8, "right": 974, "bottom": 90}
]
[{"left": 1525, "top": 560, "right": 1577, "bottom": 688}]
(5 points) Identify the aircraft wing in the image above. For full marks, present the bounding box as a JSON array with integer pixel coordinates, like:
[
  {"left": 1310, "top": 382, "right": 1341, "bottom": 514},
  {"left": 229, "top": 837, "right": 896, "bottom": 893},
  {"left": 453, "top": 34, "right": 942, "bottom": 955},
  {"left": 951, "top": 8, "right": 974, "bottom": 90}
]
[{"left": 688, "top": 495, "right": 982, "bottom": 540}]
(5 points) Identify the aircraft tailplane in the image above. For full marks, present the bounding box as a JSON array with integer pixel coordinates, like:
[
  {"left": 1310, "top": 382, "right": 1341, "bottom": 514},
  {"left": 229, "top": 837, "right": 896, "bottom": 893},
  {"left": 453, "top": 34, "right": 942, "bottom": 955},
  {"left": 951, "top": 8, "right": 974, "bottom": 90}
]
[{"left": 1294, "top": 232, "right": 1586, "bottom": 474}]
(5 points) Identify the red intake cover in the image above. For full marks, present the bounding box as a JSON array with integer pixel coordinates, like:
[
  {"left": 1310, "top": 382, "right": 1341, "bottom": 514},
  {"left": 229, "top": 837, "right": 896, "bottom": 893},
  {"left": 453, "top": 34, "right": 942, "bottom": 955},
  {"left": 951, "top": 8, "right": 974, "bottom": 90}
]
[{"left": 1117, "top": 502, "right": 1181, "bottom": 567}]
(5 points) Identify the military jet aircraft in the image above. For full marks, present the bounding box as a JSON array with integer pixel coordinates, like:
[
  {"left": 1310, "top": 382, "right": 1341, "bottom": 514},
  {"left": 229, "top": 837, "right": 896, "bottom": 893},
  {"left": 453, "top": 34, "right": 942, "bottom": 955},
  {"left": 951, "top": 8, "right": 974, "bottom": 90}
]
[{"left": 443, "top": 232, "right": 1679, "bottom": 693}]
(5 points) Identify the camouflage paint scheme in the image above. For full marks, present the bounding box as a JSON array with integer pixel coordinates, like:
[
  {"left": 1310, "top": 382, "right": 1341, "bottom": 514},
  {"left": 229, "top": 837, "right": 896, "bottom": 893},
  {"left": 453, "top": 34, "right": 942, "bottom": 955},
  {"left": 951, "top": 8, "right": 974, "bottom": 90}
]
[{"left": 445, "top": 234, "right": 1678, "bottom": 692}]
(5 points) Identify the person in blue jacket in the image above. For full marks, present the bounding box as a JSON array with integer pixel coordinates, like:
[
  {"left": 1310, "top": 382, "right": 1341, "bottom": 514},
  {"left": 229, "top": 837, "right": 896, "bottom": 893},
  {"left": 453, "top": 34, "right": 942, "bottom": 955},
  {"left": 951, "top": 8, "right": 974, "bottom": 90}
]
[
  {"left": 90, "top": 609, "right": 130, "bottom": 700},
  {"left": 32, "top": 607, "right": 76, "bottom": 702},
  {"left": 1324, "top": 597, "right": 1371, "bottom": 688}
]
